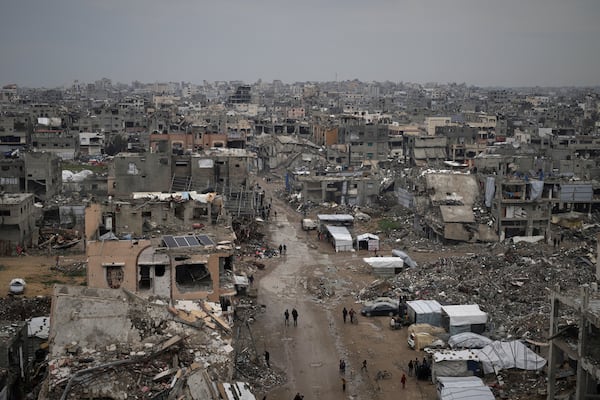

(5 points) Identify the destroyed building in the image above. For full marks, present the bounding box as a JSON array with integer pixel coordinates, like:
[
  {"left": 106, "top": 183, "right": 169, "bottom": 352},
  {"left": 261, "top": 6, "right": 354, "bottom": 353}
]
[
  {"left": 0, "top": 321, "right": 30, "bottom": 400},
  {"left": 43, "top": 285, "right": 240, "bottom": 400},
  {"left": 0, "top": 151, "right": 62, "bottom": 202},
  {"left": 547, "top": 285, "right": 600, "bottom": 400},
  {"left": 0, "top": 193, "right": 37, "bottom": 254}
]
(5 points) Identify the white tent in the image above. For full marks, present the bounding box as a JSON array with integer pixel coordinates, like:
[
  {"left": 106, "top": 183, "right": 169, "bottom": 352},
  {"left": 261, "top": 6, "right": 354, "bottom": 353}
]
[
  {"left": 440, "top": 386, "right": 495, "bottom": 400},
  {"left": 326, "top": 225, "right": 353, "bottom": 252},
  {"left": 441, "top": 305, "right": 488, "bottom": 335},
  {"left": 475, "top": 340, "right": 546, "bottom": 374},
  {"left": 431, "top": 350, "right": 482, "bottom": 382},
  {"left": 356, "top": 233, "right": 380, "bottom": 251},
  {"left": 407, "top": 300, "right": 442, "bottom": 326},
  {"left": 448, "top": 332, "right": 493, "bottom": 349},
  {"left": 363, "top": 257, "right": 404, "bottom": 277}
]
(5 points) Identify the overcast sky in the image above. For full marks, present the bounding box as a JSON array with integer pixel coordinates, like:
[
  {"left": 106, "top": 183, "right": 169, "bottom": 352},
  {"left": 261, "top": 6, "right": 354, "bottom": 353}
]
[{"left": 1, "top": 0, "right": 599, "bottom": 88}]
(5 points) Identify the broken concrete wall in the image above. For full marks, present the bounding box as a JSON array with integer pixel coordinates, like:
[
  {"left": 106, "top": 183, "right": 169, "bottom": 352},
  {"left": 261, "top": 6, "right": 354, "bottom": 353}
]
[
  {"left": 87, "top": 239, "right": 152, "bottom": 291},
  {"left": 171, "top": 252, "right": 231, "bottom": 302}
]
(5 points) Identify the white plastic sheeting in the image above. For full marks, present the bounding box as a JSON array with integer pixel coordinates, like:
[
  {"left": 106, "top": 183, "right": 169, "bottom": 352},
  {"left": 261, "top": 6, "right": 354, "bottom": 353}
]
[
  {"left": 448, "top": 332, "right": 493, "bottom": 349},
  {"left": 440, "top": 386, "right": 495, "bottom": 400},
  {"left": 442, "top": 305, "right": 488, "bottom": 326},
  {"left": 392, "top": 249, "right": 418, "bottom": 268},
  {"left": 62, "top": 169, "right": 94, "bottom": 182},
  {"left": 326, "top": 225, "right": 353, "bottom": 252},
  {"left": 476, "top": 340, "right": 546, "bottom": 374},
  {"left": 407, "top": 300, "right": 442, "bottom": 326},
  {"left": 363, "top": 257, "right": 404, "bottom": 269},
  {"left": 529, "top": 180, "right": 544, "bottom": 200}
]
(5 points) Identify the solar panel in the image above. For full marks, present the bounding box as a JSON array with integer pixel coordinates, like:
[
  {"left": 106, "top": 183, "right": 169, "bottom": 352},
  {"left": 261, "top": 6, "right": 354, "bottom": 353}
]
[
  {"left": 197, "top": 235, "right": 214, "bottom": 246},
  {"left": 174, "top": 237, "right": 188, "bottom": 247},
  {"left": 163, "top": 236, "right": 178, "bottom": 248},
  {"left": 186, "top": 236, "right": 200, "bottom": 246}
]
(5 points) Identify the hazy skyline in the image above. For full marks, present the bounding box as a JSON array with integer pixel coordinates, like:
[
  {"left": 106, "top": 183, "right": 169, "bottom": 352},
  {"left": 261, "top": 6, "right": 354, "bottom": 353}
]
[{"left": 1, "top": 0, "right": 599, "bottom": 88}]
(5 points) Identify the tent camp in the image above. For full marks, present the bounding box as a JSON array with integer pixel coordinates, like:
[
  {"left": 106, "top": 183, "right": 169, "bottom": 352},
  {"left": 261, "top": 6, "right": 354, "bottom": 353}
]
[
  {"left": 441, "top": 305, "right": 488, "bottom": 335},
  {"left": 431, "top": 350, "right": 482, "bottom": 382},
  {"left": 363, "top": 257, "right": 404, "bottom": 277},
  {"left": 475, "top": 340, "right": 546, "bottom": 374},
  {"left": 356, "top": 233, "right": 380, "bottom": 251},
  {"left": 326, "top": 225, "right": 353, "bottom": 252},
  {"left": 448, "top": 332, "right": 493, "bottom": 349},
  {"left": 407, "top": 300, "right": 442, "bottom": 326}
]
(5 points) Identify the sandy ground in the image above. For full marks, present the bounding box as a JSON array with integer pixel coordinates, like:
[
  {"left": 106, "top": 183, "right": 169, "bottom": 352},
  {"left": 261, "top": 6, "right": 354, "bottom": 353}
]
[
  {"left": 252, "top": 177, "right": 440, "bottom": 400},
  {"left": 0, "top": 254, "right": 86, "bottom": 297}
]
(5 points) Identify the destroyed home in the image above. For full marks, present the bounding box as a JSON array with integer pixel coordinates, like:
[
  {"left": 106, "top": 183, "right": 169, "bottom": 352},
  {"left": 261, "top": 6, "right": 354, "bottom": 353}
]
[
  {"left": 547, "top": 285, "right": 600, "bottom": 400},
  {"left": 0, "top": 193, "right": 37, "bottom": 254},
  {"left": 43, "top": 285, "right": 241, "bottom": 400},
  {"left": 0, "top": 321, "right": 30, "bottom": 400},
  {"left": 31, "top": 117, "right": 79, "bottom": 160},
  {"left": 0, "top": 151, "right": 62, "bottom": 202}
]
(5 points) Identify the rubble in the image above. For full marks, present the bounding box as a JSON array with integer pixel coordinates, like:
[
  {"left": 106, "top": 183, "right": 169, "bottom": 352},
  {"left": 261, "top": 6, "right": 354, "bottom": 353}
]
[
  {"left": 357, "top": 240, "right": 597, "bottom": 341},
  {"left": 0, "top": 296, "right": 50, "bottom": 320}
]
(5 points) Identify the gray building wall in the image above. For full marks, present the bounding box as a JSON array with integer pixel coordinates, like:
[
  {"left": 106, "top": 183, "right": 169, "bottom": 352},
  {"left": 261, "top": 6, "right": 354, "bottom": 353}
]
[{"left": 112, "top": 153, "right": 172, "bottom": 198}]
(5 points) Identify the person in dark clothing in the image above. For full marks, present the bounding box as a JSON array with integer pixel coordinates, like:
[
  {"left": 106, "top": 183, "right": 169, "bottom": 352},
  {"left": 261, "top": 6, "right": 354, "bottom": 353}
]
[
  {"left": 342, "top": 307, "right": 348, "bottom": 323},
  {"left": 264, "top": 350, "right": 270, "bottom": 368},
  {"left": 291, "top": 308, "right": 298, "bottom": 326},
  {"left": 349, "top": 308, "right": 356, "bottom": 324},
  {"left": 361, "top": 359, "right": 367, "bottom": 371},
  {"left": 279, "top": 244, "right": 283, "bottom": 255},
  {"left": 283, "top": 244, "right": 287, "bottom": 254},
  {"left": 408, "top": 359, "right": 414, "bottom": 376},
  {"left": 341, "top": 377, "right": 346, "bottom": 392},
  {"left": 293, "top": 393, "right": 303, "bottom": 400},
  {"left": 284, "top": 309, "right": 290, "bottom": 326},
  {"left": 339, "top": 359, "right": 346, "bottom": 374}
]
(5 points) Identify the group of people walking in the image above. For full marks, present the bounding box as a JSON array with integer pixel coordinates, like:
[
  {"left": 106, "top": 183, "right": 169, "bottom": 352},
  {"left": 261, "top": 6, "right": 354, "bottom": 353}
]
[
  {"left": 278, "top": 243, "right": 287, "bottom": 255},
  {"left": 284, "top": 308, "right": 299, "bottom": 326},
  {"left": 342, "top": 307, "right": 357, "bottom": 324}
]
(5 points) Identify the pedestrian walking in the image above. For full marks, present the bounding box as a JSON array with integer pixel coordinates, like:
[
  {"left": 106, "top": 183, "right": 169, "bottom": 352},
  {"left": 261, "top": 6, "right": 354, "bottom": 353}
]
[
  {"left": 339, "top": 359, "right": 346, "bottom": 374},
  {"left": 291, "top": 308, "right": 298, "bottom": 326},
  {"left": 278, "top": 244, "right": 283, "bottom": 255},
  {"left": 284, "top": 309, "right": 290, "bottom": 326},
  {"left": 401, "top": 373, "right": 406, "bottom": 389},
  {"left": 283, "top": 244, "right": 287, "bottom": 254},
  {"left": 248, "top": 274, "right": 254, "bottom": 286},
  {"left": 264, "top": 350, "right": 270, "bottom": 368},
  {"left": 342, "top": 307, "right": 348, "bottom": 323},
  {"left": 349, "top": 308, "right": 356, "bottom": 324},
  {"left": 408, "top": 360, "right": 413, "bottom": 376},
  {"left": 361, "top": 359, "right": 367, "bottom": 372},
  {"left": 341, "top": 377, "right": 346, "bottom": 392}
]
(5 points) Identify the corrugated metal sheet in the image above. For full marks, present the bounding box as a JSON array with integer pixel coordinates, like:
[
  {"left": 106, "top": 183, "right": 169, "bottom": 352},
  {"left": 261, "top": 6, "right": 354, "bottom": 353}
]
[
  {"left": 560, "top": 184, "right": 593, "bottom": 202},
  {"left": 395, "top": 188, "right": 414, "bottom": 208}
]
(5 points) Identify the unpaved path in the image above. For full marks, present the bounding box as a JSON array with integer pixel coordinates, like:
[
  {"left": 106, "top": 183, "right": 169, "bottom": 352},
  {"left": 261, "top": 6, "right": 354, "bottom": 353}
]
[{"left": 253, "top": 176, "right": 438, "bottom": 400}]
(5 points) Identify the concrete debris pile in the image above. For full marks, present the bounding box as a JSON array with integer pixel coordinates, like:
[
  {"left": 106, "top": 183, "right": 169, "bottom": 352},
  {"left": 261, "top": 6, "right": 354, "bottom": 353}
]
[
  {"left": 232, "top": 299, "right": 287, "bottom": 393},
  {"left": 50, "top": 261, "right": 86, "bottom": 275},
  {"left": 361, "top": 242, "right": 596, "bottom": 341},
  {"left": 43, "top": 285, "right": 236, "bottom": 400},
  {"left": 38, "top": 227, "right": 81, "bottom": 250},
  {"left": 490, "top": 369, "right": 548, "bottom": 400},
  {"left": 0, "top": 296, "right": 50, "bottom": 320}
]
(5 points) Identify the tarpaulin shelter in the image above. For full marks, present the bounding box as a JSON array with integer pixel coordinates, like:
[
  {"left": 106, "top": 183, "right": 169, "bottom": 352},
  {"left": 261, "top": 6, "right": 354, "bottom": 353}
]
[{"left": 356, "top": 233, "right": 379, "bottom": 251}]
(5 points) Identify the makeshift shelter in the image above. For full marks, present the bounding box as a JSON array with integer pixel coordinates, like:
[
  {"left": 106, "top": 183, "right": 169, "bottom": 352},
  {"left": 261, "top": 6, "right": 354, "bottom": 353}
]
[
  {"left": 363, "top": 257, "right": 403, "bottom": 277},
  {"left": 440, "top": 386, "right": 495, "bottom": 400},
  {"left": 407, "top": 300, "right": 442, "bottom": 326},
  {"left": 431, "top": 350, "right": 482, "bottom": 383},
  {"left": 441, "top": 305, "right": 488, "bottom": 335},
  {"left": 317, "top": 214, "right": 354, "bottom": 230},
  {"left": 475, "top": 340, "right": 546, "bottom": 374},
  {"left": 392, "top": 249, "right": 418, "bottom": 268},
  {"left": 448, "top": 332, "right": 493, "bottom": 349},
  {"left": 437, "top": 376, "right": 492, "bottom": 400},
  {"left": 356, "top": 233, "right": 380, "bottom": 251},
  {"left": 325, "top": 225, "right": 353, "bottom": 252}
]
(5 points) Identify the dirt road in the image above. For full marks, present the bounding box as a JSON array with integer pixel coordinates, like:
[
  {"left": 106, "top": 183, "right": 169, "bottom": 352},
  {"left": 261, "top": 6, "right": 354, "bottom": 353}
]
[
  {"left": 0, "top": 254, "right": 86, "bottom": 297},
  {"left": 253, "top": 177, "right": 437, "bottom": 400}
]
